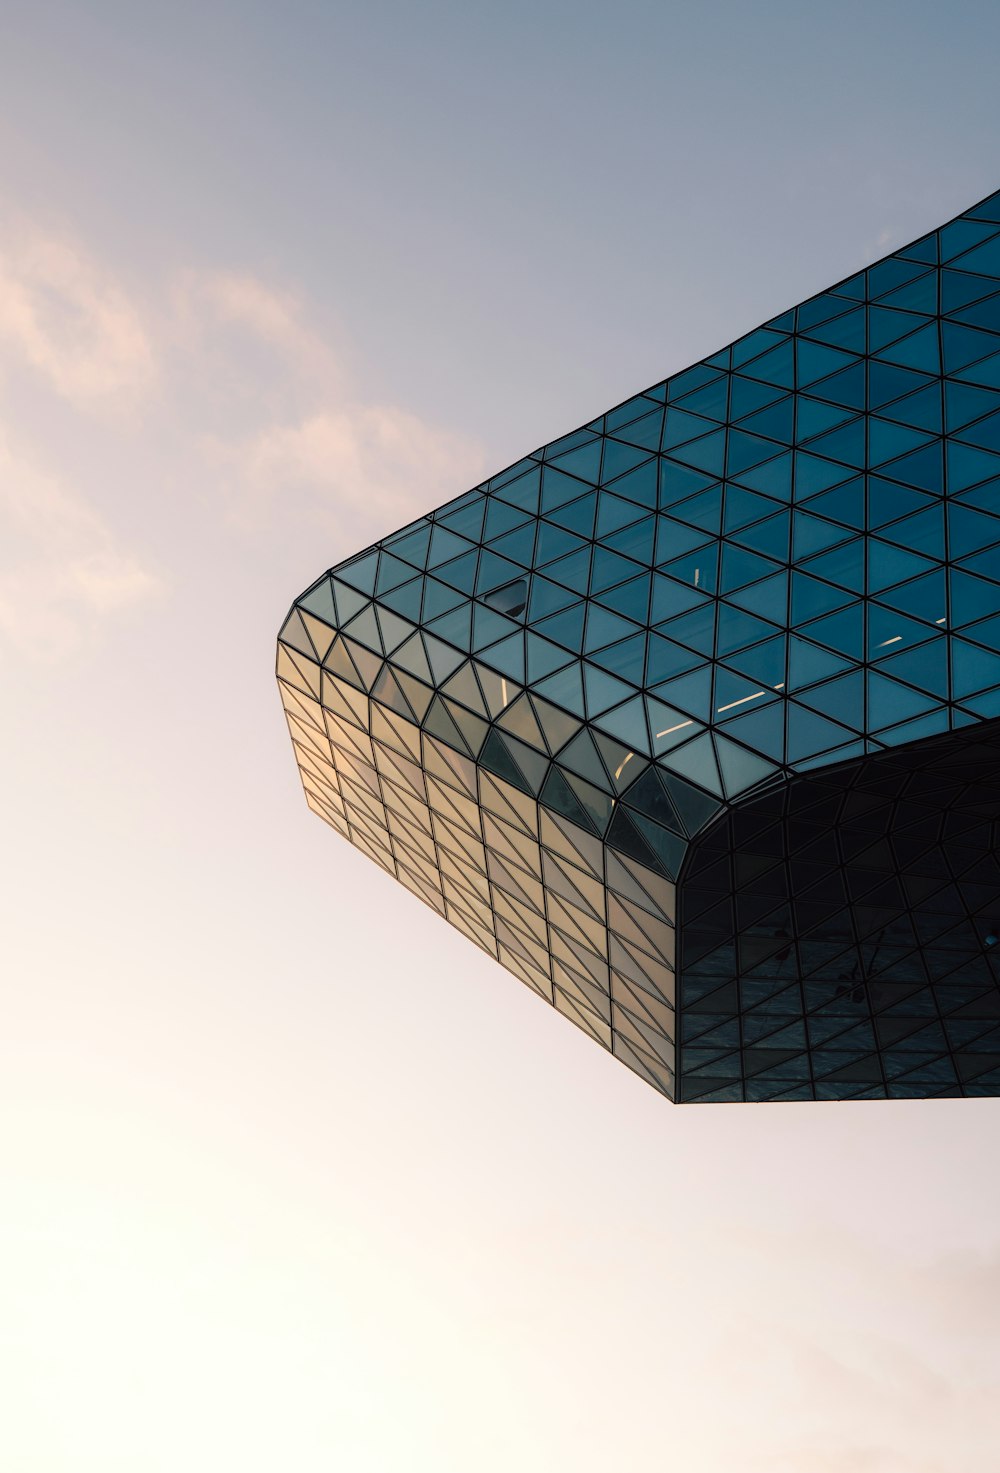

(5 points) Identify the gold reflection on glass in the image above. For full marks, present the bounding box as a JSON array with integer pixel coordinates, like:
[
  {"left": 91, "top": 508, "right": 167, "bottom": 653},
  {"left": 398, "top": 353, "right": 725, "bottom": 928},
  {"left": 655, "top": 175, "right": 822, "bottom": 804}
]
[{"left": 279, "top": 663, "right": 676, "bottom": 1098}]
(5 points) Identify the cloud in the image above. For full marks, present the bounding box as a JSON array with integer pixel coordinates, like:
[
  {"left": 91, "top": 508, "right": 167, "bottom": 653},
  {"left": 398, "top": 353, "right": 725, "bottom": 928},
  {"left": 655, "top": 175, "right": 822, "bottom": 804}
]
[
  {"left": 0, "top": 215, "right": 485, "bottom": 660},
  {"left": 0, "top": 428, "right": 158, "bottom": 661},
  {"left": 171, "top": 269, "right": 487, "bottom": 546},
  {"left": 178, "top": 271, "right": 338, "bottom": 380},
  {"left": 0, "top": 221, "right": 155, "bottom": 406},
  {"left": 236, "top": 403, "right": 485, "bottom": 545},
  {"left": 0, "top": 218, "right": 159, "bottom": 659}
]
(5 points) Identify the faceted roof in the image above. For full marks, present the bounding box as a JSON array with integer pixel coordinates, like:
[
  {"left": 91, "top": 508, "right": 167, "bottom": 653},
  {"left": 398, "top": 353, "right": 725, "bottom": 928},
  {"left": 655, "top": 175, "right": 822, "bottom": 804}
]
[
  {"left": 278, "top": 187, "right": 1000, "bottom": 1101},
  {"left": 282, "top": 186, "right": 1000, "bottom": 884}
]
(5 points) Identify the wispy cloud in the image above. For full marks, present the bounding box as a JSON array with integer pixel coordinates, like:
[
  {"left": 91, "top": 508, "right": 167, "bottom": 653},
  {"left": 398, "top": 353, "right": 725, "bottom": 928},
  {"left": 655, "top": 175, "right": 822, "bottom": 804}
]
[
  {"left": 0, "top": 220, "right": 159, "bottom": 659},
  {"left": 234, "top": 403, "right": 484, "bottom": 545},
  {"left": 0, "top": 215, "right": 485, "bottom": 661},
  {"left": 177, "top": 271, "right": 338, "bottom": 381},
  {"left": 172, "top": 269, "right": 486, "bottom": 546},
  {"left": 0, "top": 219, "right": 155, "bottom": 406},
  {"left": 0, "top": 426, "right": 158, "bottom": 660}
]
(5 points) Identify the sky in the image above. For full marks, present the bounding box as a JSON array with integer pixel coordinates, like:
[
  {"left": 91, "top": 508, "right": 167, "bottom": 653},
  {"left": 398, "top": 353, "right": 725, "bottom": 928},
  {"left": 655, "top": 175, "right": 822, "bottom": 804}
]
[{"left": 2, "top": 2, "right": 1000, "bottom": 1468}]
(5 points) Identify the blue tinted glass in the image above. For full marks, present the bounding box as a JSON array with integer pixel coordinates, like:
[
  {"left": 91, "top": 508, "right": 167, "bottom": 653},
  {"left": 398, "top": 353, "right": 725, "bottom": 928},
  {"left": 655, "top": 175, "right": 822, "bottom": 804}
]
[
  {"left": 666, "top": 605, "right": 717, "bottom": 657},
  {"left": 725, "top": 571, "right": 789, "bottom": 620},
  {"left": 528, "top": 575, "right": 575, "bottom": 620},
  {"left": 603, "top": 441, "right": 654, "bottom": 482},
  {"left": 788, "top": 636, "right": 851, "bottom": 689},
  {"left": 435, "top": 550, "right": 479, "bottom": 594},
  {"left": 883, "top": 384, "right": 942, "bottom": 434},
  {"left": 791, "top": 573, "right": 853, "bottom": 623},
  {"left": 880, "top": 639, "right": 949, "bottom": 698},
  {"left": 868, "top": 542, "right": 938, "bottom": 593},
  {"left": 535, "top": 604, "right": 585, "bottom": 652},
  {"left": 949, "top": 502, "right": 1000, "bottom": 558},
  {"left": 721, "top": 545, "right": 780, "bottom": 593},
  {"left": 786, "top": 704, "right": 854, "bottom": 761},
  {"left": 591, "top": 547, "right": 643, "bottom": 594},
  {"left": 584, "top": 663, "right": 637, "bottom": 713},
  {"left": 439, "top": 500, "right": 486, "bottom": 541},
  {"left": 526, "top": 632, "right": 576, "bottom": 682},
  {"left": 589, "top": 636, "right": 646, "bottom": 686},
  {"left": 646, "top": 634, "right": 701, "bottom": 684},
  {"left": 548, "top": 436, "right": 602, "bottom": 481},
  {"left": 665, "top": 547, "right": 718, "bottom": 593},
  {"left": 731, "top": 512, "right": 791, "bottom": 560},
  {"left": 595, "top": 573, "right": 652, "bottom": 623},
  {"left": 491, "top": 523, "right": 537, "bottom": 567},
  {"left": 952, "top": 640, "right": 1000, "bottom": 698},
  {"left": 473, "top": 604, "right": 518, "bottom": 650},
  {"left": 597, "top": 492, "right": 646, "bottom": 537},
  {"left": 537, "top": 521, "right": 585, "bottom": 566},
  {"left": 793, "top": 512, "right": 852, "bottom": 558},
  {"left": 867, "top": 672, "right": 938, "bottom": 729},
  {"left": 716, "top": 606, "right": 779, "bottom": 655},
  {"left": 804, "top": 540, "right": 865, "bottom": 593},
  {"left": 606, "top": 516, "right": 656, "bottom": 563},
  {"left": 546, "top": 491, "right": 596, "bottom": 537},
  {"left": 545, "top": 546, "right": 592, "bottom": 591},
  {"left": 585, "top": 605, "right": 640, "bottom": 652}
]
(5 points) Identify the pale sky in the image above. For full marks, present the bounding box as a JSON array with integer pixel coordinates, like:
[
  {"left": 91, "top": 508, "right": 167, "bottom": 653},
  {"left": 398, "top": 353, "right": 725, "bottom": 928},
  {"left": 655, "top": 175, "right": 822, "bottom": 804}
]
[{"left": 2, "top": 3, "right": 1000, "bottom": 1469}]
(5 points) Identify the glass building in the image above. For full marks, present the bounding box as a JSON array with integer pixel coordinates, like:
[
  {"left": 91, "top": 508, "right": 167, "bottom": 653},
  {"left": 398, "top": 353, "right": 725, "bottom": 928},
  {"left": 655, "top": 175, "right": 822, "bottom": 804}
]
[{"left": 278, "top": 189, "right": 1000, "bottom": 1102}]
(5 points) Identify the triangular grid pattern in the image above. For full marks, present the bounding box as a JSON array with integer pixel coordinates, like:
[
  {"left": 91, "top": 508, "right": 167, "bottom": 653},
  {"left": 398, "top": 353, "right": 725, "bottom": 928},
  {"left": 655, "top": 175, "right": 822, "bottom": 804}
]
[{"left": 279, "top": 187, "right": 1000, "bottom": 1102}]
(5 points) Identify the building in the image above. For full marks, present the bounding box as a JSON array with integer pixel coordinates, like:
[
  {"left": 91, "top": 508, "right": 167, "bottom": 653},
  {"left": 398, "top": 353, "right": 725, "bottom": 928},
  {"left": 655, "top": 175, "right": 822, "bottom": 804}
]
[{"left": 278, "top": 189, "right": 1000, "bottom": 1102}]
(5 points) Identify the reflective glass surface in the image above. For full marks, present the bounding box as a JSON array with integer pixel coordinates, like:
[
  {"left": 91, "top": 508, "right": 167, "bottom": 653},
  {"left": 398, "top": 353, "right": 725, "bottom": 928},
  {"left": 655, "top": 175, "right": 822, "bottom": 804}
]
[{"left": 279, "top": 187, "right": 1000, "bottom": 1101}]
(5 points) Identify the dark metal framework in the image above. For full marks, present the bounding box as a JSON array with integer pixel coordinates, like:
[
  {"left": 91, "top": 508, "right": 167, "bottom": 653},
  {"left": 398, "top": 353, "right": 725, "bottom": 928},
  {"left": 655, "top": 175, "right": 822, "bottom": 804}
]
[{"left": 278, "top": 188, "right": 1000, "bottom": 1101}]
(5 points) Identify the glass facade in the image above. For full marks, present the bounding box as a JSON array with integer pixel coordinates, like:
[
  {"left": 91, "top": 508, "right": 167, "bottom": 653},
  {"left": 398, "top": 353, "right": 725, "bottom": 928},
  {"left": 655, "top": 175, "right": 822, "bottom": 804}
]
[{"left": 278, "top": 188, "right": 1000, "bottom": 1102}]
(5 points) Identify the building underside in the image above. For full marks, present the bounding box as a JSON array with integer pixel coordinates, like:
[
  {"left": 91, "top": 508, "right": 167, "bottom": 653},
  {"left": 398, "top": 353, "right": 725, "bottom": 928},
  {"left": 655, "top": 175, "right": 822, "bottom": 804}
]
[{"left": 678, "top": 720, "right": 1000, "bottom": 1100}]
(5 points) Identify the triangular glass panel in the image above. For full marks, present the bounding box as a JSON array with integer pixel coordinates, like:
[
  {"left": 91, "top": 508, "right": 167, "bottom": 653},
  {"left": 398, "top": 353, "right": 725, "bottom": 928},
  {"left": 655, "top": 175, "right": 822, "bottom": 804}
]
[
  {"left": 337, "top": 550, "right": 379, "bottom": 595},
  {"left": 877, "top": 568, "right": 947, "bottom": 623},
  {"left": 543, "top": 546, "right": 593, "bottom": 593},
  {"left": 646, "top": 633, "right": 702, "bottom": 685},
  {"left": 533, "top": 662, "right": 586, "bottom": 719},
  {"left": 593, "top": 694, "right": 651, "bottom": 754},
  {"left": 646, "top": 696, "right": 703, "bottom": 752},
  {"left": 392, "top": 632, "right": 433, "bottom": 683},
  {"left": 596, "top": 491, "right": 648, "bottom": 538},
  {"left": 279, "top": 609, "right": 319, "bottom": 659},
  {"left": 600, "top": 433, "right": 652, "bottom": 486},
  {"left": 659, "top": 732, "right": 723, "bottom": 797},
  {"left": 951, "top": 641, "right": 1000, "bottom": 699},
  {"left": 480, "top": 729, "right": 534, "bottom": 796},
  {"left": 540, "top": 766, "right": 600, "bottom": 833},
  {"left": 875, "top": 322, "right": 941, "bottom": 374},
  {"left": 651, "top": 665, "right": 712, "bottom": 721},
  {"left": 713, "top": 734, "right": 779, "bottom": 797},
  {"left": 866, "top": 672, "right": 940, "bottom": 730},
  {"left": 584, "top": 663, "right": 636, "bottom": 715},
  {"left": 787, "top": 636, "right": 854, "bottom": 689},
  {"left": 868, "top": 540, "right": 938, "bottom": 593},
  {"left": 548, "top": 438, "right": 602, "bottom": 484},
  {"left": 949, "top": 569, "right": 1000, "bottom": 628},
  {"left": 786, "top": 702, "right": 857, "bottom": 761},
  {"left": 878, "top": 639, "right": 949, "bottom": 699},
  {"left": 530, "top": 695, "right": 580, "bottom": 754}
]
